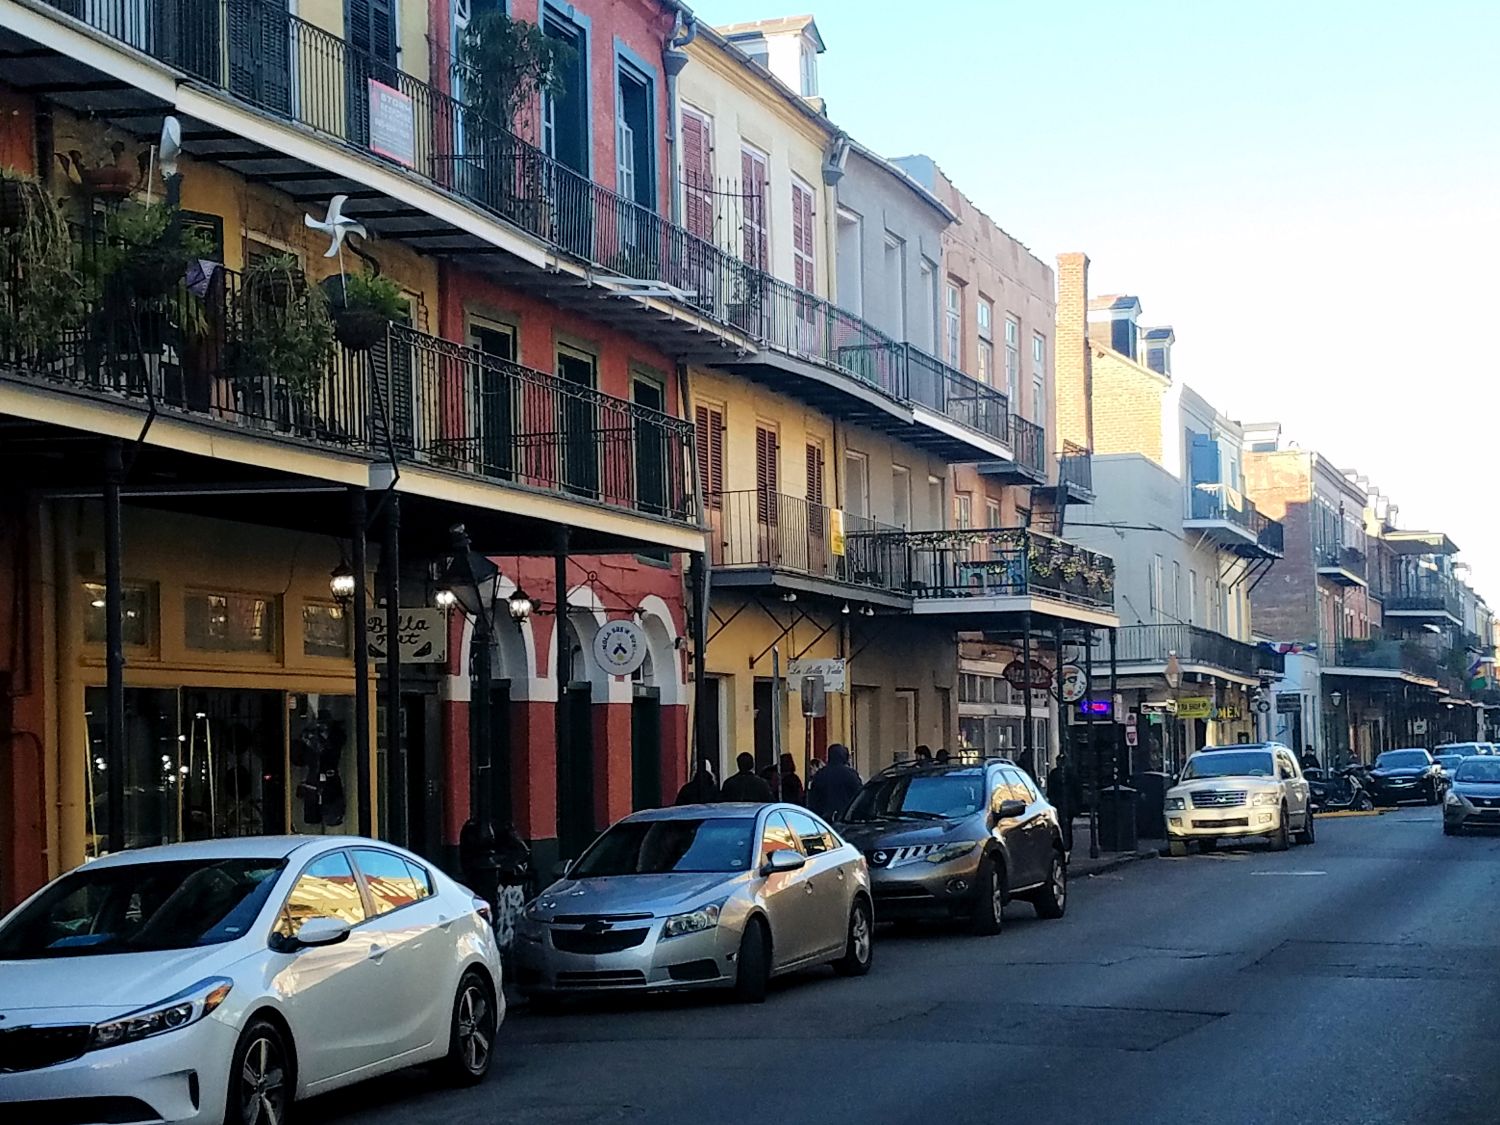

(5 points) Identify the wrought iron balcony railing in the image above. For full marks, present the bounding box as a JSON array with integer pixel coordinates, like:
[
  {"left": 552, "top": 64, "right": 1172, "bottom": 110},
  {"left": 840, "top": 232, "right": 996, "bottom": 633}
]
[
  {"left": 1098, "top": 623, "right": 1264, "bottom": 678},
  {"left": 1010, "top": 414, "right": 1047, "bottom": 477},
  {"left": 35, "top": 0, "right": 1007, "bottom": 450},
  {"left": 1317, "top": 543, "right": 1368, "bottom": 579},
  {"left": 843, "top": 527, "right": 1115, "bottom": 609},
  {"left": 1385, "top": 578, "right": 1464, "bottom": 620},
  {"left": 0, "top": 231, "right": 694, "bottom": 524},
  {"left": 1189, "top": 483, "right": 1284, "bottom": 553},
  {"left": 709, "top": 490, "right": 905, "bottom": 592},
  {"left": 1333, "top": 639, "right": 1442, "bottom": 679},
  {"left": 902, "top": 345, "right": 1010, "bottom": 445},
  {"left": 1059, "top": 441, "right": 1093, "bottom": 495}
]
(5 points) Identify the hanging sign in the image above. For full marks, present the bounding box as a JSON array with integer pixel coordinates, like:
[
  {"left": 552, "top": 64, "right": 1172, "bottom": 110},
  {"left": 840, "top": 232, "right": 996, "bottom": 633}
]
[
  {"left": 1413, "top": 718, "right": 1428, "bottom": 736},
  {"left": 368, "top": 79, "right": 416, "bottom": 167},
  {"left": 1003, "top": 658, "right": 1053, "bottom": 690},
  {"left": 830, "top": 509, "right": 847, "bottom": 557},
  {"left": 1276, "top": 693, "right": 1303, "bottom": 714},
  {"left": 1255, "top": 698, "right": 1272, "bottom": 715},
  {"left": 593, "top": 619, "right": 648, "bottom": 677},
  {"left": 1058, "top": 664, "right": 1088, "bottom": 704},
  {"left": 366, "top": 608, "right": 447, "bottom": 663},
  {"left": 1176, "top": 696, "right": 1213, "bottom": 720},
  {"left": 788, "top": 657, "right": 847, "bottom": 693}
]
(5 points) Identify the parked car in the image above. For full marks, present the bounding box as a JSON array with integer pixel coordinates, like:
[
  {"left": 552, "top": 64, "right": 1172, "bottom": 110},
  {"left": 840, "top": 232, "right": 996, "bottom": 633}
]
[
  {"left": 1443, "top": 756, "right": 1500, "bottom": 834},
  {"left": 1368, "top": 748, "right": 1445, "bottom": 805},
  {"left": 0, "top": 836, "right": 503, "bottom": 1125},
  {"left": 1434, "top": 753, "right": 1466, "bottom": 783},
  {"left": 1165, "top": 742, "right": 1314, "bottom": 855},
  {"left": 515, "top": 803, "right": 871, "bottom": 1005},
  {"left": 836, "top": 759, "right": 1068, "bottom": 935},
  {"left": 1435, "top": 742, "right": 1490, "bottom": 761}
]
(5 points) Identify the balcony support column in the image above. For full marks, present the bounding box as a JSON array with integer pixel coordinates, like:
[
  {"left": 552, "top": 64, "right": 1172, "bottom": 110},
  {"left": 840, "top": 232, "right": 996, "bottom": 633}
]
[
  {"left": 1021, "top": 611, "right": 1034, "bottom": 779},
  {"left": 689, "top": 553, "right": 713, "bottom": 777},
  {"left": 383, "top": 493, "right": 404, "bottom": 845},
  {"left": 351, "top": 487, "right": 372, "bottom": 837},
  {"left": 103, "top": 439, "right": 125, "bottom": 854},
  {"left": 1086, "top": 627, "right": 1098, "bottom": 860}
]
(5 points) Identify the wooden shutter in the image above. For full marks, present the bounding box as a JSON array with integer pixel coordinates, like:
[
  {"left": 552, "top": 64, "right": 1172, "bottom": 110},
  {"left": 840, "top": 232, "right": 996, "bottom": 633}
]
[
  {"left": 755, "top": 424, "right": 778, "bottom": 523},
  {"left": 806, "top": 442, "right": 825, "bottom": 537},
  {"left": 695, "top": 404, "right": 724, "bottom": 509},
  {"left": 742, "top": 148, "right": 768, "bottom": 270},
  {"left": 792, "top": 180, "right": 815, "bottom": 291},
  {"left": 682, "top": 109, "right": 713, "bottom": 241}
]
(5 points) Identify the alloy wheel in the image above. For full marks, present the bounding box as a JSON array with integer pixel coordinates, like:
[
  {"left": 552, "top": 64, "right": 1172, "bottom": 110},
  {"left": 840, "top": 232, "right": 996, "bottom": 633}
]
[
  {"left": 852, "top": 904, "right": 872, "bottom": 965},
  {"left": 1052, "top": 855, "right": 1067, "bottom": 910},
  {"left": 239, "top": 1033, "right": 287, "bottom": 1125},
  {"left": 456, "top": 982, "right": 492, "bottom": 1075}
]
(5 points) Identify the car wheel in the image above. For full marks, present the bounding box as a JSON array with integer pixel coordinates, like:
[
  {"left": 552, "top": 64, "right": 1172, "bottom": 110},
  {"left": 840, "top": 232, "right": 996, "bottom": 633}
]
[
  {"left": 442, "top": 970, "right": 497, "bottom": 1087},
  {"left": 1296, "top": 807, "right": 1316, "bottom": 846},
  {"left": 970, "top": 856, "right": 1004, "bottom": 936},
  {"left": 1168, "top": 840, "right": 1187, "bottom": 858},
  {"left": 1427, "top": 784, "right": 1441, "bottom": 806},
  {"left": 733, "top": 918, "right": 771, "bottom": 1003},
  {"left": 1355, "top": 793, "right": 1374, "bottom": 812},
  {"left": 227, "top": 1017, "right": 291, "bottom": 1125},
  {"left": 833, "top": 897, "right": 874, "bottom": 976},
  {"left": 1198, "top": 837, "right": 1217, "bottom": 854},
  {"left": 1443, "top": 821, "right": 1459, "bottom": 836},
  {"left": 1270, "top": 804, "right": 1291, "bottom": 851},
  {"left": 1033, "top": 849, "right": 1067, "bottom": 919}
]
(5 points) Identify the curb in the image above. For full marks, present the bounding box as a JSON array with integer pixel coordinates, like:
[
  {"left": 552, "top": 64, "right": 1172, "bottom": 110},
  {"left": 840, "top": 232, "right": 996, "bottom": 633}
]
[{"left": 1070, "top": 849, "right": 1158, "bottom": 877}]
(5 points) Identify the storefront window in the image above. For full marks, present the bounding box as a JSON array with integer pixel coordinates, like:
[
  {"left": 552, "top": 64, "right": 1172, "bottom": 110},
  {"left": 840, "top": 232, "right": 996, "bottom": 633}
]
[
  {"left": 185, "top": 591, "right": 276, "bottom": 652},
  {"left": 289, "top": 694, "right": 360, "bottom": 835},
  {"left": 82, "top": 582, "right": 150, "bottom": 646},
  {"left": 84, "top": 687, "right": 179, "bottom": 853},
  {"left": 302, "top": 602, "right": 351, "bottom": 658}
]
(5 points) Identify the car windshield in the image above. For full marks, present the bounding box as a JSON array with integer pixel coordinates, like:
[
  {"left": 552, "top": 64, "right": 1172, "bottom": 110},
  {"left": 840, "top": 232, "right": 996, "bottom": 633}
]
[
  {"left": 1181, "top": 751, "right": 1275, "bottom": 780},
  {"left": 845, "top": 770, "right": 986, "bottom": 822},
  {"left": 0, "top": 858, "right": 285, "bottom": 959},
  {"left": 1456, "top": 760, "right": 1500, "bottom": 783},
  {"left": 1376, "top": 750, "right": 1429, "bottom": 769},
  {"left": 1437, "top": 756, "right": 1464, "bottom": 770},
  {"left": 570, "top": 818, "right": 755, "bottom": 877}
]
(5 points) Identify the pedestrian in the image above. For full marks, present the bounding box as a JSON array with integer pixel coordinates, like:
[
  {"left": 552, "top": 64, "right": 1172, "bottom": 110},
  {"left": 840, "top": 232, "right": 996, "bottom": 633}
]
[
  {"left": 808, "top": 743, "right": 863, "bottom": 821},
  {"left": 1047, "top": 753, "right": 1074, "bottom": 852},
  {"left": 778, "top": 752, "right": 805, "bottom": 805},
  {"left": 1301, "top": 746, "right": 1320, "bottom": 772},
  {"left": 808, "top": 756, "right": 825, "bottom": 784},
  {"left": 914, "top": 744, "right": 933, "bottom": 764},
  {"left": 759, "top": 761, "right": 782, "bottom": 801},
  {"left": 722, "top": 752, "right": 774, "bottom": 802},
  {"left": 674, "top": 759, "right": 721, "bottom": 805},
  {"left": 935, "top": 748, "right": 951, "bottom": 764}
]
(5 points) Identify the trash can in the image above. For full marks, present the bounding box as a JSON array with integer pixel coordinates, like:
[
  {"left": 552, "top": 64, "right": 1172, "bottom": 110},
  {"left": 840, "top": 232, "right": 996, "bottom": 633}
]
[
  {"left": 1132, "top": 771, "right": 1171, "bottom": 839},
  {"left": 1097, "top": 784, "right": 1138, "bottom": 852}
]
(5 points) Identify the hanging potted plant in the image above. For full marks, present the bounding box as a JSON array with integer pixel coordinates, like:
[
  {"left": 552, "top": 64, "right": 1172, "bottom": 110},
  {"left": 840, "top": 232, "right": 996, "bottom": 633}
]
[
  {"left": 96, "top": 204, "right": 213, "bottom": 301},
  {"left": 0, "top": 168, "right": 83, "bottom": 359},
  {"left": 322, "top": 269, "right": 405, "bottom": 351},
  {"left": 240, "top": 253, "right": 336, "bottom": 400},
  {"left": 59, "top": 136, "right": 138, "bottom": 199}
]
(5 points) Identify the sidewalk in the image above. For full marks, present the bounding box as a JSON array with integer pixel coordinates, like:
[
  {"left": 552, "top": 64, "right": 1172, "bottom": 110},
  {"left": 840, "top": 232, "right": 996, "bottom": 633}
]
[{"left": 1066, "top": 815, "right": 1162, "bottom": 877}]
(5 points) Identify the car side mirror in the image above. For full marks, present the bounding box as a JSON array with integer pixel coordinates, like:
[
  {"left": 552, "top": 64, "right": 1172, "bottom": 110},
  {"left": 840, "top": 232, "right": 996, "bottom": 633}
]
[
  {"left": 995, "top": 799, "right": 1027, "bottom": 820},
  {"left": 294, "top": 916, "right": 351, "bottom": 949},
  {"left": 760, "top": 848, "right": 805, "bottom": 876}
]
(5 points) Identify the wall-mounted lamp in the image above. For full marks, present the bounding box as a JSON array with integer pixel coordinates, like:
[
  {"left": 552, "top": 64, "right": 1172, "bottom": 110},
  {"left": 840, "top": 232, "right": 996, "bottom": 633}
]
[
  {"left": 507, "top": 587, "right": 536, "bottom": 623},
  {"left": 329, "top": 562, "right": 355, "bottom": 608}
]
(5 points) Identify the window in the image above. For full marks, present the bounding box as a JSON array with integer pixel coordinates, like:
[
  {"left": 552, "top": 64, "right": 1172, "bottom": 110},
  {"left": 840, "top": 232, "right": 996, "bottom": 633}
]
[
  {"left": 759, "top": 812, "right": 799, "bottom": 866},
  {"left": 467, "top": 319, "right": 515, "bottom": 361},
  {"left": 695, "top": 402, "right": 725, "bottom": 509},
  {"left": 985, "top": 498, "right": 1001, "bottom": 530},
  {"left": 945, "top": 281, "right": 962, "bottom": 366},
  {"left": 919, "top": 259, "right": 938, "bottom": 352},
  {"left": 1016, "top": 505, "right": 1031, "bottom": 528},
  {"left": 1171, "top": 561, "right": 1182, "bottom": 621},
  {"left": 836, "top": 208, "right": 863, "bottom": 314},
  {"left": 928, "top": 475, "right": 944, "bottom": 528},
  {"left": 891, "top": 465, "right": 911, "bottom": 528},
  {"left": 883, "top": 234, "right": 907, "bottom": 340},
  {"left": 755, "top": 423, "right": 779, "bottom": 523},
  {"left": 896, "top": 689, "right": 917, "bottom": 753},
  {"left": 1032, "top": 333, "right": 1046, "bottom": 422},
  {"left": 83, "top": 582, "right": 150, "bottom": 646},
  {"left": 1004, "top": 316, "right": 1020, "bottom": 407},
  {"left": 978, "top": 339, "right": 995, "bottom": 385},
  {"left": 741, "top": 146, "right": 770, "bottom": 270},
  {"left": 541, "top": 7, "right": 589, "bottom": 174},
  {"left": 798, "top": 39, "right": 817, "bottom": 96},
  {"left": 845, "top": 450, "right": 870, "bottom": 519},
  {"left": 616, "top": 59, "right": 654, "bottom": 208},
  {"left": 353, "top": 848, "right": 428, "bottom": 916},
  {"left": 954, "top": 491, "right": 973, "bottom": 530},
  {"left": 978, "top": 299, "right": 993, "bottom": 337},
  {"left": 274, "top": 852, "right": 366, "bottom": 940},
  {"left": 783, "top": 810, "right": 835, "bottom": 856},
  {"left": 1149, "top": 556, "right": 1163, "bottom": 622},
  {"left": 806, "top": 440, "right": 826, "bottom": 536},
  {"left": 1189, "top": 570, "right": 1200, "bottom": 625},
  {"left": 681, "top": 106, "right": 714, "bottom": 241},
  {"left": 302, "top": 602, "right": 350, "bottom": 658},
  {"left": 185, "top": 592, "right": 275, "bottom": 653},
  {"left": 791, "top": 178, "right": 816, "bottom": 292}
]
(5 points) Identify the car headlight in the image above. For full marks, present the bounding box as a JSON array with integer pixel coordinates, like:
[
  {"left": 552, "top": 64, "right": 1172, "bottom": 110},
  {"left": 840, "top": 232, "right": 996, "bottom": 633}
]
[
  {"left": 1445, "top": 791, "right": 1464, "bottom": 808},
  {"left": 925, "top": 841, "right": 978, "bottom": 864},
  {"left": 1165, "top": 796, "right": 1186, "bottom": 811},
  {"left": 1251, "top": 792, "right": 1280, "bottom": 808},
  {"left": 89, "top": 977, "right": 232, "bottom": 1053},
  {"left": 662, "top": 903, "right": 721, "bottom": 939}
]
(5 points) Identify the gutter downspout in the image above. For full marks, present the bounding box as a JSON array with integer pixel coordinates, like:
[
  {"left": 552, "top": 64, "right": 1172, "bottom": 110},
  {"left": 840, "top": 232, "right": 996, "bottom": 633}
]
[{"left": 662, "top": 7, "right": 698, "bottom": 226}]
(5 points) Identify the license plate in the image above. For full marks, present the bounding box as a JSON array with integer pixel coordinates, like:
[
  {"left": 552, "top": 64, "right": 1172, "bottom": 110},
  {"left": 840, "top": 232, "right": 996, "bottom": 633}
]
[{"left": 1481, "top": 810, "right": 1500, "bottom": 819}]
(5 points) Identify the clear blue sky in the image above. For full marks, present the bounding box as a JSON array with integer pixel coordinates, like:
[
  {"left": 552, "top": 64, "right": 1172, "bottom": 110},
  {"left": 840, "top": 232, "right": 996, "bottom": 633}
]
[{"left": 695, "top": 0, "right": 1500, "bottom": 604}]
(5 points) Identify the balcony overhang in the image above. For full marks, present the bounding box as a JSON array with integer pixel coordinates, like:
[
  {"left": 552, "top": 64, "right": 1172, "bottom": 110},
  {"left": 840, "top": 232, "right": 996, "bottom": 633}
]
[
  {"left": 1106, "top": 659, "right": 1260, "bottom": 688},
  {"left": 720, "top": 350, "right": 912, "bottom": 424},
  {"left": 1322, "top": 665, "right": 1440, "bottom": 689},
  {"left": 909, "top": 405, "right": 1012, "bottom": 462},
  {"left": 1317, "top": 563, "right": 1368, "bottom": 588},
  {"left": 1061, "top": 478, "right": 1095, "bottom": 504},
  {"left": 910, "top": 594, "right": 1118, "bottom": 631},
  {"left": 1385, "top": 530, "right": 1460, "bottom": 556},
  {"left": 1384, "top": 606, "right": 1464, "bottom": 629},
  {"left": 709, "top": 567, "right": 912, "bottom": 611},
  {"left": 1184, "top": 517, "right": 1282, "bottom": 559},
  {"left": 976, "top": 458, "right": 1047, "bottom": 486}
]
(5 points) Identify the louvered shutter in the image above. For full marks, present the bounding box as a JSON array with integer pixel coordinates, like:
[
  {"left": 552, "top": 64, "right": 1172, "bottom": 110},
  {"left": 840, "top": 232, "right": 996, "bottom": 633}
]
[
  {"left": 742, "top": 149, "right": 768, "bottom": 270},
  {"left": 806, "top": 442, "right": 825, "bottom": 537},
  {"left": 792, "top": 181, "right": 815, "bottom": 291},
  {"left": 682, "top": 110, "right": 714, "bottom": 241},
  {"left": 755, "top": 425, "right": 778, "bottom": 524},
  {"left": 695, "top": 404, "right": 724, "bottom": 509}
]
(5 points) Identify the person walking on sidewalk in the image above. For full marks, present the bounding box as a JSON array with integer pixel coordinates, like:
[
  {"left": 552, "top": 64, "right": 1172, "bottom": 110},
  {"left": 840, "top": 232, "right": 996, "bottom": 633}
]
[
  {"left": 808, "top": 743, "right": 863, "bottom": 821},
  {"left": 778, "top": 753, "right": 805, "bottom": 805},
  {"left": 1048, "top": 753, "right": 1075, "bottom": 852},
  {"left": 675, "top": 759, "right": 721, "bottom": 805},
  {"left": 722, "top": 752, "right": 774, "bottom": 802}
]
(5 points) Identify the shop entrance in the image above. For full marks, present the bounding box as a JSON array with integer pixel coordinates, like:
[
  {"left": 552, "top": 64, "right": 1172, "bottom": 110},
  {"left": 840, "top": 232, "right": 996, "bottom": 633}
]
[
  {"left": 631, "top": 684, "right": 662, "bottom": 810},
  {"left": 557, "top": 683, "right": 595, "bottom": 858}
]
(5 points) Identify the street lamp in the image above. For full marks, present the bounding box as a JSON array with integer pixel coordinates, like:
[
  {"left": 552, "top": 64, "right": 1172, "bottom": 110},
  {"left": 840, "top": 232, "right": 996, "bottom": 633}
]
[
  {"left": 1329, "top": 691, "right": 1343, "bottom": 709},
  {"left": 433, "top": 587, "right": 457, "bottom": 611},
  {"left": 506, "top": 587, "right": 535, "bottom": 623},
  {"left": 329, "top": 562, "right": 355, "bottom": 608}
]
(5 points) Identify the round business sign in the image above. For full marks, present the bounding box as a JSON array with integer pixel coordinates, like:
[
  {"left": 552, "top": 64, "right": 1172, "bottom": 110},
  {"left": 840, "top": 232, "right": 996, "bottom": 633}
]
[
  {"left": 592, "top": 619, "right": 648, "bottom": 677},
  {"left": 1059, "top": 664, "right": 1088, "bottom": 704},
  {"left": 1255, "top": 698, "right": 1272, "bottom": 714}
]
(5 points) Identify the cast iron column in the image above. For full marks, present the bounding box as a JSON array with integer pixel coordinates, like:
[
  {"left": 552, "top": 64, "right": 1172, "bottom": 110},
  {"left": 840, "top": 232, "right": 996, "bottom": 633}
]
[
  {"left": 1086, "top": 627, "right": 1099, "bottom": 859},
  {"left": 350, "top": 487, "right": 371, "bottom": 837},
  {"left": 689, "top": 553, "right": 712, "bottom": 773},
  {"left": 1110, "top": 627, "right": 1121, "bottom": 845},
  {"left": 383, "top": 494, "right": 404, "bottom": 844},
  {"left": 104, "top": 440, "right": 125, "bottom": 853},
  {"left": 1021, "top": 610, "right": 1034, "bottom": 776},
  {"left": 553, "top": 527, "right": 570, "bottom": 848}
]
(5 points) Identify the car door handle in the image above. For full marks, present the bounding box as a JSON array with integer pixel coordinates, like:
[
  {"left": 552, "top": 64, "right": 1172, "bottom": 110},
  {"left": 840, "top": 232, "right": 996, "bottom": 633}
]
[
  {"left": 368, "top": 944, "right": 387, "bottom": 962},
  {"left": 439, "top": 914, "right": 454, "bottom": 931}
]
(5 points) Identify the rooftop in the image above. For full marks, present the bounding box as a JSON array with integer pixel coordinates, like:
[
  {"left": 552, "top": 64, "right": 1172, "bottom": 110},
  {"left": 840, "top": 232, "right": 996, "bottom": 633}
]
[
  {"left": 1089, "top": 294, "right": 1141, "bottom": 313},
  {"left": 716, "top": 15, "right": 826, "bottom": 50}
]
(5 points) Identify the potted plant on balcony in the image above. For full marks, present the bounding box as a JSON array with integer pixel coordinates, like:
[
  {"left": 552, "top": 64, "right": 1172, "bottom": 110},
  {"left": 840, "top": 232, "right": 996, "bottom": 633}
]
[
  {"left": 322, "top": 269, "right": 405, "bottom": 351},
  {"left": 0, "top": 168, "right": 82, "bottom": 358},
  {"left": 239, "top": 254, "right": 335, "bottom": 402},
  {"left": 96, "top": 204, "right": 213, "bottom": 301}
]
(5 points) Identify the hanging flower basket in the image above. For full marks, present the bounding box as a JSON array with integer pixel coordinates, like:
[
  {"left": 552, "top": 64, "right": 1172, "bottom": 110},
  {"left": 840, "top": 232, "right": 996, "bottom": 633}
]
[{"left": 321, "top": 272, "right": 404, "bottom": 353}]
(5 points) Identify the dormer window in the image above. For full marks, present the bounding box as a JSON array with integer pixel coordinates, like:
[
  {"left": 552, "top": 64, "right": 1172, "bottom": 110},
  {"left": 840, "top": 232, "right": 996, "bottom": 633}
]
[{"left": 799, "top": 39, "right": 818, "bottom": 96}]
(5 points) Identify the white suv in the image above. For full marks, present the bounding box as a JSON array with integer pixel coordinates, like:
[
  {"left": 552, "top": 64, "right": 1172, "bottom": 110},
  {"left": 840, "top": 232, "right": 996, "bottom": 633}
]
[{"left": 1165, "top": 742, "right": 1314, "bottom": 855}]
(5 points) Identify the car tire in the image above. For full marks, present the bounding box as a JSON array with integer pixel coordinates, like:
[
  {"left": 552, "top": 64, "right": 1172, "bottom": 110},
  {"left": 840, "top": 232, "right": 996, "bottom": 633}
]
[
  {"left": 1427, "top": 784, "right": 1441, "bottom": 806},
  {"left": 1168, "top": 840, "right": 1187, "bottom": 858},
  {"left": 970, "top": 856, "right": 1005, "bottom": 936},
  {"left": 833, "top": 897, "right": 874, "bottom": 977},
  {"left": 1355, "top": 793, "right": 1374, "bottom": 812},
  {"left": 1032, "top": 849, "right": 1067, "bottom": 920},
  {"left": 1443, "top": 821, "right": 1459, "bottom": 836},
  {"left": 441, "top": 970, "right": 497, "bottom": 1087},
  {"left": 1296, "top": 807, "right": 1316, "bottom": 846},
  {"left": 226, "top": 1017, "right": 292, "bottom": 1125},
  {"left": 733, "top": 917, "right": 771, "bottom": 1004},
  {"left": 1270, "top": 805, "right": 1291, "bottom": 851},
  {"left": 1198, "top": 837, "right": 1217, "bottom": 854}
]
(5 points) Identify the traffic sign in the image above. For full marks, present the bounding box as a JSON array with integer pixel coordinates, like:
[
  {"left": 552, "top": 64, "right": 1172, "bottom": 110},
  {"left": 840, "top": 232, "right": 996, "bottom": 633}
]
[{"left": 1125, "top": 727, "right": 1139, "bottom": 747}]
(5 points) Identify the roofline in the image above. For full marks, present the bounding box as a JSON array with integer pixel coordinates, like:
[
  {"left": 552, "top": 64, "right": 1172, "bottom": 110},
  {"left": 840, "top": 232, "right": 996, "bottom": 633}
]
[
  {"left": 845, "top": 139, "right": 957, "bottom": 222},
  {"left": 692, "top": 23, "right": 837, "bottom": 139}
]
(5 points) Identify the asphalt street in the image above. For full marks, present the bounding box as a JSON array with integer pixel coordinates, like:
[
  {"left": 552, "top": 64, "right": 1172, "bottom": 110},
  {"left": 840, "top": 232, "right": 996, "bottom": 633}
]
[{"left": 313, "top": 807, "right": 1500, "bottom": 1125}]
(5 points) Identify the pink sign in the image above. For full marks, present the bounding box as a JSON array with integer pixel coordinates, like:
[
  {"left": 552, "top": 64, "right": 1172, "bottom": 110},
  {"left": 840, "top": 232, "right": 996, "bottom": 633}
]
[{"left": 367, "top": 79, "right": 414, "bottom": 168}]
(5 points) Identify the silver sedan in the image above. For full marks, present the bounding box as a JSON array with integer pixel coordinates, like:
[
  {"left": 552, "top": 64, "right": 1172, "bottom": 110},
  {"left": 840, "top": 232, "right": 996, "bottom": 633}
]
[{"left": 514, "top": 803, "right": 872, "bottom": 1003}]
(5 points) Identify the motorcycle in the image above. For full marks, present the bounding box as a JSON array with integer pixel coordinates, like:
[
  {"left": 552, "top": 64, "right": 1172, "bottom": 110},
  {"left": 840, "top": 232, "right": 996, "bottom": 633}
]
[{"left": 1306, "top": 765, "right": 1375, "bottom": 812}]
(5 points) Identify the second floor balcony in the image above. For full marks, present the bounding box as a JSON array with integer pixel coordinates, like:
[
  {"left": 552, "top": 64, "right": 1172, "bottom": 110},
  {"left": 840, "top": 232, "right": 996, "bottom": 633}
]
[
  {"left": 1316, "top": 542, "right": 1368, "bottom": 588},
  {"left": 979, "top": 414, "right": 1048, "bottom": 486},
  {"left": 1185, "top": 483, "right": 1284, "bottom": 558},
  {"left": 1329, "top": 639, "right": 1443, "bottom": 686},
  {"left": 1384, "top": 577, "right": 1465, "bottom": 625},
  {"left": 1095, "top": 623, "right": 1270, "bottom": 683},
  {"left": 1058, "top": 441, "right": 1094, "bottom": 503}
]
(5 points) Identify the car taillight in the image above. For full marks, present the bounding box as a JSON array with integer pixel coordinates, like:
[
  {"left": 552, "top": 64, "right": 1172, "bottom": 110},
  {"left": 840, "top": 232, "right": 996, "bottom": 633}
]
[{"left": 472, "top": 895, "right": 493, "bottom": 925}]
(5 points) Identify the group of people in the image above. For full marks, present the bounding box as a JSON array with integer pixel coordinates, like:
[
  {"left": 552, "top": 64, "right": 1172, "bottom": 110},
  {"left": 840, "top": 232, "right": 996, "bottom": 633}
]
[{"left": 675, "top": 744, "right": 865, "bottom": 821}]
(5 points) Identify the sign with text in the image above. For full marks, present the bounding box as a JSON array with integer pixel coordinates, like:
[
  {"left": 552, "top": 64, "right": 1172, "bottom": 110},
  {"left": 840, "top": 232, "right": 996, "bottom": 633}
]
[
  {"left": 366, "top": 608, "right": 447, "bottom": 663},
  {"left": 368, "top": 79, "right": 415, "bottom": 167},
  {"left": 829, "top": 509, "right": 846, "bottom": 557},
  {"left": 1276, "top": 693, "right": 1303, "bottom": 714},
  {"left": 788, "top": 657, "right": 846, "bottom": 693},
  {"left": 1002, "top": 658, "right": 1053, "bottom": 691},
  {"left": 593, "top": 619, "right": 649, "bottom": 678},
  {"left": 1176, "top": 696, "right": 1213, "bottom": 720}
]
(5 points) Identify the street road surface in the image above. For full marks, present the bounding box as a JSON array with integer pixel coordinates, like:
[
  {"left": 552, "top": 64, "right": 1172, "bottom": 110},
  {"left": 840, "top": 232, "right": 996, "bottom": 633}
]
[{"left": 313, "top": 808, "right": 1500, "bottom": 1125}]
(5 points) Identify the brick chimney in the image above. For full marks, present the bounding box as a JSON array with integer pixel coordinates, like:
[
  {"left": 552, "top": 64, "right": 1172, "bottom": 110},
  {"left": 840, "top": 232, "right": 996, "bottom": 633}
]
[{"left": 1054, "top": 252, "right": 1094, "bottom": 452}]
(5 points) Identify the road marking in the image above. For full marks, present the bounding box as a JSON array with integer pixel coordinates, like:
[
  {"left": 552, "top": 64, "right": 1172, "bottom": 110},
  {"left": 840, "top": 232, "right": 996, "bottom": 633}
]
[{"left": 1250, "top": 871, "right": 1327, "bottom": 877}]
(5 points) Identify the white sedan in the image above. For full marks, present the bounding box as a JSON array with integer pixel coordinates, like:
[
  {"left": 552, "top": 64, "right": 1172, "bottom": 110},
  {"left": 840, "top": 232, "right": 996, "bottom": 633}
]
[{"left": 0, "top": 836, "right": 503, "bottom": 1124}]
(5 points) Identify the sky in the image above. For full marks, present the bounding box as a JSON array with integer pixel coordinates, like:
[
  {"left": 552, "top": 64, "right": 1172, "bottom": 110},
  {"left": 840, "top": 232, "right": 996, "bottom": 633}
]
[{"left": 694, "top": 0, "right": 1500, "bottom": 602}]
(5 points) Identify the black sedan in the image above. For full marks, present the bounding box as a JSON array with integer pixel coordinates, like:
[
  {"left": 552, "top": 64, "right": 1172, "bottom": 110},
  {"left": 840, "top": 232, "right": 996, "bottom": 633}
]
[{"left": 1368, "top": 748, "right": 1444, "bottom": 806}]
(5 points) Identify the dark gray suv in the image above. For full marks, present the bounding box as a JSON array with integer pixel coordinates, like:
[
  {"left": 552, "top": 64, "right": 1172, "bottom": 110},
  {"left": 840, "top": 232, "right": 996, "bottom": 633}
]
[{"left": 836, "top": 759, "right": 1067, "bottom": 935}]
